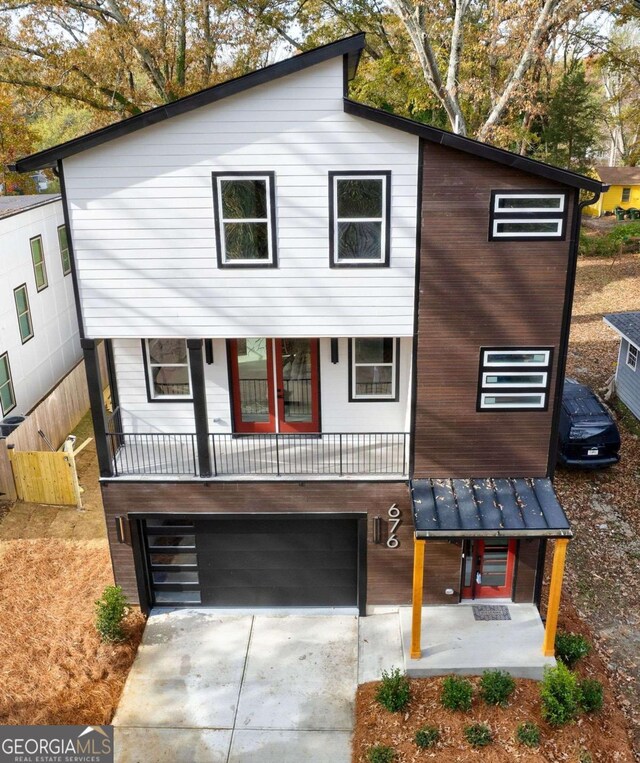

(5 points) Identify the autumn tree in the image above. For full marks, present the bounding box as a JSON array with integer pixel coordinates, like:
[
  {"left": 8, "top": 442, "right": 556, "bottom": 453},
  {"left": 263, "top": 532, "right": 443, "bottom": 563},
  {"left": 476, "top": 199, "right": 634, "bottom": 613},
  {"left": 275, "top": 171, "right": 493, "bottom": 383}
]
[{"left": 0, "top": 88, "right": 36, "bottom": 192}]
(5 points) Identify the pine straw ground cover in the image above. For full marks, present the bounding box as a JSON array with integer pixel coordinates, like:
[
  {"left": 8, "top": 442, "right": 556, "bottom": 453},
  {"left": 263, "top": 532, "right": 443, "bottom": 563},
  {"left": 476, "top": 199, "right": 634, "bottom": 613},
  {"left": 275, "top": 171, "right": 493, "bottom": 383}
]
[{"left": 0, "top": 539, "right": 145, "bottom": 725}]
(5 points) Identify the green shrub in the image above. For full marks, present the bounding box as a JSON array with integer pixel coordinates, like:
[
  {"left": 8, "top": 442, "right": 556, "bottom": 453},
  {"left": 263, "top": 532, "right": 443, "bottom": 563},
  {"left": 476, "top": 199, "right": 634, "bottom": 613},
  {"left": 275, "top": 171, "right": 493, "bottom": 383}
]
[
  {"left": 579, "top": 678, "right": 604, "bottom": 713},
  {"left": 375, "top": 668, "right": 411, "bottom": 712},
  {"left": 516, "top": 721, "right": 541, "bottom": 747},
  {"left": 441, "top": 675, "right": 473, "bottom": 711},
  {"left": 367, "top": 745, "right": 395, "bottom": 763},
  {"left": 414, "top": 725, "right": 440, "bottom": 749},
  {"left": 540, "top": 663, "right": 581, "bottom": 726},
  {"left": 95, "top": 585, "right": 129, "bottom": 642},
  {"left": 607, "top": 220, "right": 640, "bottom": 246},
  {"left": 464, "top": 723, "right": 492, "bottom": 747},
  {"left": 479, "top": 670, "right": 516, "bottom": 706},
  {"left": 555, "top": 631, "right": 591, "bottom": 668},
  {"left": 579, "top": 232, "right": 616, "bottom": 257}
]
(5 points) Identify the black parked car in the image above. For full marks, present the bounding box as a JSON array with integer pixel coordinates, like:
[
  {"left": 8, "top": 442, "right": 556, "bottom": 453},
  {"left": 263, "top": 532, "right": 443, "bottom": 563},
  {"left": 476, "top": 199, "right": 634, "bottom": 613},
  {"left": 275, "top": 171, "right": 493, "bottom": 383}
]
[{"left": 557, "top": 378, "right": 621, "bottom": 469}]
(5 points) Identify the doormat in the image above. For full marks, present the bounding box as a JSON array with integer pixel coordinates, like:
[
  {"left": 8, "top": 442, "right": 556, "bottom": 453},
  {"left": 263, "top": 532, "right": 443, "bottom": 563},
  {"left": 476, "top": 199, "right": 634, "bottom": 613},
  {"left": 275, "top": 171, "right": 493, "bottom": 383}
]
[{"left": 472, "top": 605, "right": 511, "bottom": 621}]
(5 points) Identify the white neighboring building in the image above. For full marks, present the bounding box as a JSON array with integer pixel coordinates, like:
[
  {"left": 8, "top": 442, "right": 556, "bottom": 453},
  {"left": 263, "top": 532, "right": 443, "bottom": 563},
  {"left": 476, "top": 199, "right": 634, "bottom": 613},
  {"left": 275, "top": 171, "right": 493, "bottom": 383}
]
[{"left": 0, "top": 195, "right": 81, "bottom": 421}]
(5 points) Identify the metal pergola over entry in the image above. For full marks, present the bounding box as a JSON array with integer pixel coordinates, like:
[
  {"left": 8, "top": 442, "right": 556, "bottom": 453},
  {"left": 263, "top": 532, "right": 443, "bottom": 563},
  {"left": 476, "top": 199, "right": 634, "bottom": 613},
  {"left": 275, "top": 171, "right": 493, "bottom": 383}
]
[{"left": 409, "top": 477, "right": 573, "bottom": 660}]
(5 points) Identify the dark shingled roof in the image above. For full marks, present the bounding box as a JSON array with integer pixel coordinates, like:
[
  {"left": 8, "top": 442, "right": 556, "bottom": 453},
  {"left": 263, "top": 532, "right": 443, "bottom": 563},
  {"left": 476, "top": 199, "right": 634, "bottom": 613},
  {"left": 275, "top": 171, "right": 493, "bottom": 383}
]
[
  {"left": 0, "top": 194, "right": 60, "bottom": 220},
  {"left": 596, "top": 166, "right": 640, "bottom": 186},
  {"left": 603, "top": 312, "right": 640, "bottom": 348},
  {"left": 411, "top": 478, "right": 572, "bottom": 538}
]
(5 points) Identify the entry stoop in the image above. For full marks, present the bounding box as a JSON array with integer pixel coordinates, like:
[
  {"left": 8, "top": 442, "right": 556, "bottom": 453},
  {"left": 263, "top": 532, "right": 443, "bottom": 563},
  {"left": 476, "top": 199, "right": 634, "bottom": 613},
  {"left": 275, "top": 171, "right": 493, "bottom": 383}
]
[{"left": 399, "top": 604, "right": 556, "bottom": 680}]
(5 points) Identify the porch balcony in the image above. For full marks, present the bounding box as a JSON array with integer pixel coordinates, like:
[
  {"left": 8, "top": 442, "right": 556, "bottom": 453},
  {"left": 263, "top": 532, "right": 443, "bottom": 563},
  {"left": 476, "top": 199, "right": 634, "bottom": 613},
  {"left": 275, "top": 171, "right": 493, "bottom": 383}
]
[{"left": 105, "top": 409, "right": 409, "bottom": 479}]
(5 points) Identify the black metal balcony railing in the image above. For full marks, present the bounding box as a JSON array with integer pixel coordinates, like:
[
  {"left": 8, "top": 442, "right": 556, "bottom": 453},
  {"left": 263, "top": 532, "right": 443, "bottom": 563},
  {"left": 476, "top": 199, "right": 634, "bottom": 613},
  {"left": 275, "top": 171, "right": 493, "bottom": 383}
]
[{"left": 104, "top": 417, "right": 408, "bottom": 478}]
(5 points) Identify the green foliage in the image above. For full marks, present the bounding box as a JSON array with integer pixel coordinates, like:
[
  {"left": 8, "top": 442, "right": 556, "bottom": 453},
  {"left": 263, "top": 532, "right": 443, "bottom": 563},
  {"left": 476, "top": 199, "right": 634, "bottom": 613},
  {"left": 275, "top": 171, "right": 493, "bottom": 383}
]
[
  {"left": 414, "top": 725, "right": 440, "bottom": 749},
  {"left": 579, "top": 231, "right": 618, "bottom": 257},
  {"left": 579, "top": 678, "right": 604, "bottom": 713},
  {"left": 366, "top": 745, "right": 395, "bottom": 763},
  {"left": 516, "top": 722, "right": 541, "bottom": 747},
  {"left": 479, "top": 670, "right": 516, "bottom": 707},
  {"left": 607, "top": 221, "right": 640, "bottom": 244},
  {"left": 375, "top": 668, "right": 411, "bottom": 713},
  {"left": 464, "top": 723, "right": 493, "bottom": 747},
  {"left": 580, "top": 223, "right": 640, "bottom": 258},
  {"left": 555, "top": 631, "right": 591, "bottom": 668},
  {"left": 540, "top": 663, "right": 581, "bottom": 726},
  {"left": 94, "top": 585, "right": 129, "bottom": 642},
  {"left": 440, "top": 675, "right": 473, "bottom": 711}
]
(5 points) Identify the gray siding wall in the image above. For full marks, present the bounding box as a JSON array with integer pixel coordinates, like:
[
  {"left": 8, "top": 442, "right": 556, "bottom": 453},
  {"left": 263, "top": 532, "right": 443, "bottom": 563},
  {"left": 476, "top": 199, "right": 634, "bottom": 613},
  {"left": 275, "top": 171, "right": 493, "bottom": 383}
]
[{"left": 616, "top": 338, "right": 640, "bottom": 420}]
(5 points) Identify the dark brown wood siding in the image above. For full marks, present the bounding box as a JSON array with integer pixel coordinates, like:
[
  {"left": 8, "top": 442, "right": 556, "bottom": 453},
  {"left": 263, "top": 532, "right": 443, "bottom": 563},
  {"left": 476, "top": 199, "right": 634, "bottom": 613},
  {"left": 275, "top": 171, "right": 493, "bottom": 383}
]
[
  {"left": 423, "top": 540, "right": 463, "bottom": 604},
  {"left": 101, "top": 480, "right": 414, "bottom": 607},
  {"left": 414, "top": 141, "right": 576, "bottom": 477},
  {"left": 513, "top": 538, "right": 541, "bottom": 603}
]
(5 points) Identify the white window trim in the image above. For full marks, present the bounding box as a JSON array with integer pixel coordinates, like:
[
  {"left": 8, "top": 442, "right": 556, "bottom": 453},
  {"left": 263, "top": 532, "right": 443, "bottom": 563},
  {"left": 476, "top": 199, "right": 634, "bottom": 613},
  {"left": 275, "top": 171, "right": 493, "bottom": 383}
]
[
  {"left": 626, "top": 343, "right": 638, "bottom": 371},
  {"left": 480, "top": 392, "right": 546, "bottom": 410},
  {"left": 333, "top": 174, "right": 387, "bottom": 264},
  {"left": 216, "top": 175, "right": 274, "bottom": 265},
  {"left": 493, "top": 193, "right": 565, "bottom": 213},
  {"left": 351, "top": 338, "right": 397, "bottom": 400},
  {"left": 491, "top": 218, "right": 563, "bottom": 238},
  {"left": 482, "top": 371, "right": 548, "bottom": 388},
  {"left": 145, "top": 339, "right": 193, "bottom": 400},
  {"left": 483, "top": 349, "right": 551, "bottom": 367}
]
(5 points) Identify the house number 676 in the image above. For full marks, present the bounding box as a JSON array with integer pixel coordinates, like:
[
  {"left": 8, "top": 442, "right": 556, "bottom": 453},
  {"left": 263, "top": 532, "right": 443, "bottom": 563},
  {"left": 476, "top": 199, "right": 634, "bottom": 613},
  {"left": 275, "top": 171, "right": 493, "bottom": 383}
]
[{"left": 387, "top": 504, "right": 401, "bottom": 548}]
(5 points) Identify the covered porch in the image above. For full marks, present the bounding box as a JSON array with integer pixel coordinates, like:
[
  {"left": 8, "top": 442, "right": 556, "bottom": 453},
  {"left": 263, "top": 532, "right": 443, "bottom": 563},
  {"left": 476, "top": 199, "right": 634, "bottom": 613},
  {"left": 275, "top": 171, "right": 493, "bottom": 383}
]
[{"left": 407, "top": 477, "right": 573, "bottom": 678}]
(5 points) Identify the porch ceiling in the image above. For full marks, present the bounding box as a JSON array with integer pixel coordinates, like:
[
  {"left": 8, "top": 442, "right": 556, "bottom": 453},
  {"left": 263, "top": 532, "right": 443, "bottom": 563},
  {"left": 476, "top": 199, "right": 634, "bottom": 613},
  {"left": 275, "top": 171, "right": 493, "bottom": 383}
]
[{"left": 411, "top": 477, "right": 572, "bottom": 539}]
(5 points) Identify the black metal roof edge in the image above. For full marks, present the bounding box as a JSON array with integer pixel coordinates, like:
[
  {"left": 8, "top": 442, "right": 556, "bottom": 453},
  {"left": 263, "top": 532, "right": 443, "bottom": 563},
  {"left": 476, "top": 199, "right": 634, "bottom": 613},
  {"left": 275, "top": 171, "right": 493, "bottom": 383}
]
[
  {"left": 344, "top": 99, "right": 606, "bottom": 194},
  {"left": 414, "top": 529, "right": 574, "bottom": 539},
  {"left": 14, "top": 33, "right": 366, "bottom": 173}
]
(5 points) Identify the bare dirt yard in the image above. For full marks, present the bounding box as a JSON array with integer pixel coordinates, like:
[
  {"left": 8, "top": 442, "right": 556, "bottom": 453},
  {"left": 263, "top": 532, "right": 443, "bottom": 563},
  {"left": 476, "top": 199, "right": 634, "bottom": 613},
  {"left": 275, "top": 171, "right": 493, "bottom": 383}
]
[{"left": 0, "top": 411, "right": 145, "bottom": 725}]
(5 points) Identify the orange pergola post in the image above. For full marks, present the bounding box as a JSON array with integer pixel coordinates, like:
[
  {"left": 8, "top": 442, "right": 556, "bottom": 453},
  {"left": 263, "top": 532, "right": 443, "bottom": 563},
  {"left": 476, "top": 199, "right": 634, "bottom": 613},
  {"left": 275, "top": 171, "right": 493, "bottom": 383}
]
[
  {"left": 542, "top": 538, "right": 569, "bottom": 657},
  {"left": 410, "top": 537, "right": 426, "bottom": 659}
]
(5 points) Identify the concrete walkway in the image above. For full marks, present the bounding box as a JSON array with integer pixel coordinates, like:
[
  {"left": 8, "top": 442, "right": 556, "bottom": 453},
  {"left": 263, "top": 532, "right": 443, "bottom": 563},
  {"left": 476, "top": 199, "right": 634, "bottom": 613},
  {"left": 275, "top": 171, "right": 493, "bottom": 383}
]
[{"left": 113, "top": 611, "right": 360, "bottom": 763}]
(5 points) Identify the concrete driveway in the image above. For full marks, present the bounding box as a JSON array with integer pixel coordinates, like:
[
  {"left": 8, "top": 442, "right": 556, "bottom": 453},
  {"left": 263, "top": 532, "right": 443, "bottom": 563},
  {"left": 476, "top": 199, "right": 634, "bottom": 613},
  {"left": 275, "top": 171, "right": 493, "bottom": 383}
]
[{"left": 113, "top": 610, "right": 359, "bottom": 763}]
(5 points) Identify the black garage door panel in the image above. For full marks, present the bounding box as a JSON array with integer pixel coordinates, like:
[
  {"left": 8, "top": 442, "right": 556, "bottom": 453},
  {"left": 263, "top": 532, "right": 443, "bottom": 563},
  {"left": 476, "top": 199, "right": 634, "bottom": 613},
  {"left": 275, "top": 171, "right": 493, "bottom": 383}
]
[{"left": 197, "top": 517, "right": 358, "bottom": 607}]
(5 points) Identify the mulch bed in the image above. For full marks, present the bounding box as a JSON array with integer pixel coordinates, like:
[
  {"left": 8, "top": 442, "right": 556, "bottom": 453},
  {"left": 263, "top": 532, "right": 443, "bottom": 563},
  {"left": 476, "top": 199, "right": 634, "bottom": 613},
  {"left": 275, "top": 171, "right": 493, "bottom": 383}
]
[{"left": 0, "top": 539, "right": 145, "bottom": 725}]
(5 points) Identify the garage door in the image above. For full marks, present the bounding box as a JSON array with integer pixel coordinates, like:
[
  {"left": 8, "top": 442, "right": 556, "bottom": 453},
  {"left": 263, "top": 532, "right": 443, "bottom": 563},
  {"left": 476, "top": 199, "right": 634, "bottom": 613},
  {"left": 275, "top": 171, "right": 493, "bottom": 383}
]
[{"left": 141, "top": 515, "right": 362, "bottom": 609}]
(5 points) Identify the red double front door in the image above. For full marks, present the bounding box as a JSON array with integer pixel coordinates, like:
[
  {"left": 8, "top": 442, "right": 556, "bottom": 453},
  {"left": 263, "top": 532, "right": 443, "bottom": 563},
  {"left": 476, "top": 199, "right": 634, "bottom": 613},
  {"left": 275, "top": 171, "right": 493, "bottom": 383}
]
[
  {"left": 461, "top": 539, "right": 517, "bottom": 599},
  {"left": 228, "top": 338, "right": 320, "bottom": 434}
]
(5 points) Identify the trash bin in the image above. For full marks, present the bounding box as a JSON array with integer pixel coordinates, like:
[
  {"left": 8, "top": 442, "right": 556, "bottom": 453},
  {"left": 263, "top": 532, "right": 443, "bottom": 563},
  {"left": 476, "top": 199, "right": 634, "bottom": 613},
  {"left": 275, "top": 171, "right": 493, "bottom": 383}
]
[
  {"left": 615, "top": 207, "right": 626, "bottom": 221},
  {"left": 628, "top": 208, "right": 639, "bottom": 220},
  {"left": 0, "top": 415, "right": 26, "bottom": 437}
]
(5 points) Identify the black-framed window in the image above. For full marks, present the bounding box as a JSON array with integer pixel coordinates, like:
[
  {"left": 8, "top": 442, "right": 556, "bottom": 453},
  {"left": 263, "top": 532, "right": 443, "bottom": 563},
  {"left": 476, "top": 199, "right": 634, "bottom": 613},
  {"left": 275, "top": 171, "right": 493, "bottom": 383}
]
[
  {"left": 30, "top": 235, "right": 48, "bottom": 291},
  {"left": 212, "top": 172, "right": 277, "bottom": 268},
  {"left": 621, "top": 187, "right": 631, "bottom": 203},
  {"left": 477, "top": 347, "right": 553, "bottom": 411},
  {"left": 143, "top": 339, "right": 192, "bottom": 401},
  {"left": 349, "top": 338, "right": 399, "bottom": 401},
  {"left": 13, "top": 284, "right": 34, "bottom": 344},
  {"left": 489, "top": 191, "right": 568, "bottom": 241},
  {"left": 329, "top": 171, "right": 391, "bottom": 267},
  {"left": 58, "top": 225, "right": 71, "bottom": 276},
  {"left": 626, "top": 342, "right": 638, "bottom": 371},
  {"left": 0, "top": 352, "right": 16, "bottom": 415}
]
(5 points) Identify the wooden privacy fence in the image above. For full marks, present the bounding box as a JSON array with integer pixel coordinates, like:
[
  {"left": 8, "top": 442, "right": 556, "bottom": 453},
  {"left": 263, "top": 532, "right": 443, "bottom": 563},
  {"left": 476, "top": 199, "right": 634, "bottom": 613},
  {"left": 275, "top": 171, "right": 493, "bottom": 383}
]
[{"left": 8, "top": 449, "right": 76, "bottom": 505}]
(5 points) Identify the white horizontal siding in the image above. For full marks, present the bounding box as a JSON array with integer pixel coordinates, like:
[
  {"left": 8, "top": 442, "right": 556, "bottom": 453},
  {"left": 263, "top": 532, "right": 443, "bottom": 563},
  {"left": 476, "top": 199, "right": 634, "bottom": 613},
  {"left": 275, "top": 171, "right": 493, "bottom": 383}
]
[{"left": 64, "top": 57, "right": 419, "bottom": 338}]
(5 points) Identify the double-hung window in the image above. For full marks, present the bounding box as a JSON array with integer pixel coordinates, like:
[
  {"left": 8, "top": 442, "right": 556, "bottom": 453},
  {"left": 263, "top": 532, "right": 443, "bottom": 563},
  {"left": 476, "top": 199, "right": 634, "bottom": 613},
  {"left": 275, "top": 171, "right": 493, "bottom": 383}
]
[
  {"left": 14, "top": 284, "right": 33, "bottom": 343},
  {"left": 622, "top": 187, "right": 631, "bottom": 203},
  {"left": 212, "top": 172, "right": 277, "bottom": 267},
  {"left": 489, "top": 191, "right": 567, "bottom": 241},
  {"left": 349, "top": 338, "right": 399, "bottom": 401},
  {"left": 143, "top": 339, "right": 192, "bottom": 401},
  {"left": 30, "top": 235, "right": 48, "bottom": 291},
  {"left": 478, "top": 348, "right": 552, "bottom": 410},
  {"left": 0, "top": 353, "right": 16, "bottom": 415},
  {"left": 330, "top": 171, "right": 391, "bottom": 266},
  {"left": 627, "top": 343, "right": 638, "bottom": 371},
  {"left": 58, "top": 225, "right": 71, "bottom": 275}
]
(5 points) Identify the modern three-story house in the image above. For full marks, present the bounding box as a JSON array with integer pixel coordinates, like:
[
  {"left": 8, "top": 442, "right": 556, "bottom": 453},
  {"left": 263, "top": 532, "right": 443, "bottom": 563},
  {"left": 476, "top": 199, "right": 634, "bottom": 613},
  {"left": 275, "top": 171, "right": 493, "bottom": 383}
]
[{"left": 15, "top": 34, "right": 606, "bottom": 663}]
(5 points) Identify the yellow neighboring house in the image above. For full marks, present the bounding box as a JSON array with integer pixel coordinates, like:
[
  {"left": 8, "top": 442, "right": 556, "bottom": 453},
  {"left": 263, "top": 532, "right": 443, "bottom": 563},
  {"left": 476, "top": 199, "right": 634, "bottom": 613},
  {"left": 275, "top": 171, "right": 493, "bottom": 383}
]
[{"left": 585, "top": 166, "right": 640, "bottom": 216}]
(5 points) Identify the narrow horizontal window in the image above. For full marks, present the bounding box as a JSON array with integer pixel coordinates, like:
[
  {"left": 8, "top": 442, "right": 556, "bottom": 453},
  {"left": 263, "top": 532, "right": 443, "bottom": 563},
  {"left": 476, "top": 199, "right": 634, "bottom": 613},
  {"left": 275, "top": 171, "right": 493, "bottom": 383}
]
[
  {"left": 627, "top": 343, "right": 638, "bottom": 371},
  {"left": 57, "top": 225, "right": 71, "bottom": 276},
  {"left": 30, "top": 235, "right": 48, "bottom": 291},
  {"left": 0, "top": 352, "right": 16, "bottom": 415},
  {"left": 494, "top": 193, "right": 565, "bottom": 213},
  {"left": 14, "top": 284, "right": 34, "bottom": 343},
  {"left": 490, "top": 190, "right": 567, "bottom": 241},
  {"left": 482, "top": 372, "right": 547, "bottom": 388},
  {"left": 150, "top": 552, "right": 197, "bottom": 566},
  {"left": 146, "top": 534, "right": 196, "bottom": 548},
  {"left": 213, "top": 172, "right": 277, "bottom": 267},
  {"left": 483, "top": 350, "right": 550, "bottom": 367},
  {"left": 492, "top": 219, "right": 563, "bottom": 238},
  {"left": 330, "top": 172, "right": 390, "bottom": 266},
  {"left": 480, "top": 393, "right": 546, "bottom": 409},
  {"left": 144, "top": 339, "right": 192, "bottom": 400},
  {"left": 350, "top": 338, "right": 398, "bottom": 401}
]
